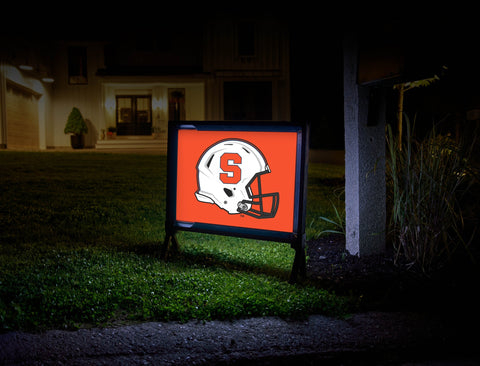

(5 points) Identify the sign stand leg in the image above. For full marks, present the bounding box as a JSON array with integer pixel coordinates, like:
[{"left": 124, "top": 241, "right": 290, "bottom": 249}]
[
  {"left": 289, "top": 236, "right": 306, "bottom": 284},
  {"left": 161, "top": 230, "right": 179, "bottom": 259}
]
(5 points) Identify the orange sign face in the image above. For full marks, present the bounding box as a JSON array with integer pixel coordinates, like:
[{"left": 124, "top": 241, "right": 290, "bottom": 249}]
[{"left": 175, "top": 129, "right": 298, "bottom": 233}]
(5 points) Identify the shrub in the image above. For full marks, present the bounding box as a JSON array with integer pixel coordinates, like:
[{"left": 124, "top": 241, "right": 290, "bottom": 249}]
[
  {"left": 386, "top": 116, "right": 478, "bottom": 274},
  {"left": 64, "top": 107, "right": 88, "bottom": 135}
]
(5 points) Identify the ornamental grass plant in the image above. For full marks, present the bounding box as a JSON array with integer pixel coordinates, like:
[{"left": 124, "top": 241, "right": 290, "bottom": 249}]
[{"left": 386, "top": 116, "right": 479, "bottom": 275}]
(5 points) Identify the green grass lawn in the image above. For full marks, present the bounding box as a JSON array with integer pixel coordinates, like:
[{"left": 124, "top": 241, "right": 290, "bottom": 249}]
[{"left": 0, "top": 151, "right": 346, "bottom": 331}]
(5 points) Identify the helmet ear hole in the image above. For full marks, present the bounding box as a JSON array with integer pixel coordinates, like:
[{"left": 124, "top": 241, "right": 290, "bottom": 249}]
[{"left": 223, "top": 188, "right": 233, "bottom": 197}]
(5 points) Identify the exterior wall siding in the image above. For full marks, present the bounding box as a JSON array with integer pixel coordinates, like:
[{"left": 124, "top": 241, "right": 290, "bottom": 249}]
[
  {"left": 203, "top": 17, "right": 290, "bottom": 122},
  {"left": 1, "top": 14, "right": 290, "bottom": 149},
  {"left": 50, "top": 43, "right": 105, "bottom": 148}
]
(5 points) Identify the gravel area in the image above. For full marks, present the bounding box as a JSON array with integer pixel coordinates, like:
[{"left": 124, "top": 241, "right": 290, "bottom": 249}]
[{"left": 1, "top": 311, "right": 477, "bottom": 365}]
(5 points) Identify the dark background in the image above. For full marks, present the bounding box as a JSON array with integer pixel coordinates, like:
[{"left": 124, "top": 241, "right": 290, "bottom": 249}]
[{"left": 4, "top": 6, "right": 480, "bottom": 150}]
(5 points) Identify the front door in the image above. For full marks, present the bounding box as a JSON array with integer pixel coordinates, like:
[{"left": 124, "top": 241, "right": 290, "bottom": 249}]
[{"left": 116, "top": 95, "right": 152, "bottom": 136}]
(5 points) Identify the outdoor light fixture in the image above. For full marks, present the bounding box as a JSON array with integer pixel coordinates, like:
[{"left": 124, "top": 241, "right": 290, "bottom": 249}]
[
  {"left": 17, "top": 62, "right": 55, "bottom": 83},
  {"left": 18, "top": 64, "right": 34, "bottom": 71},
  {"left": 104, "top": 96, "right": 115, "bottom": 111}
]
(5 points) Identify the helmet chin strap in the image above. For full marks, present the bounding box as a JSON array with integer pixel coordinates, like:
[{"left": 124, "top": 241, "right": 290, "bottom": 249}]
[{"left": 237, "top": 202, "right": 249, "bottom": 212}]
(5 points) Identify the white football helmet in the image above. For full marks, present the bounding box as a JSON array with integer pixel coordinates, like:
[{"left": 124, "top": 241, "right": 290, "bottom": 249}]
[{"left": 195, "top": 139, "right": 279, "bottom": 218}]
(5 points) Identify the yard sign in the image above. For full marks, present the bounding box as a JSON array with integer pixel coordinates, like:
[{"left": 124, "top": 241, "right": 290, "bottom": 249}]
[{"left": 163, "top": 121, "right": 309, "bottom": 282}]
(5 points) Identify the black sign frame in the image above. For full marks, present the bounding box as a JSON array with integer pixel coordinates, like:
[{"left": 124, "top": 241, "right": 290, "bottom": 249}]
[{"left": 162, "top": 121, "right": 309, "bottom": 282}]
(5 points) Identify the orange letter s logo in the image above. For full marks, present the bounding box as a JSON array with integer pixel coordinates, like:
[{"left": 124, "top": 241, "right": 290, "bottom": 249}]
[{"left": 219, "top": 153, "right": 242, "bottom": 184}]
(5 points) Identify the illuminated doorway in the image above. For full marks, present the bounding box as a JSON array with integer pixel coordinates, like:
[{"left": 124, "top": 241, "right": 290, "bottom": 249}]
[{"left": 116, "top": 95, "right": 152, "bottom": 136}]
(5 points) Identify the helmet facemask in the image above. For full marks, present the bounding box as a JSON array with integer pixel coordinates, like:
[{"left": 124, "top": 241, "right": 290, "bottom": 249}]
[{"left": 238, "top": 170, "right": 279, "bottom": 218}]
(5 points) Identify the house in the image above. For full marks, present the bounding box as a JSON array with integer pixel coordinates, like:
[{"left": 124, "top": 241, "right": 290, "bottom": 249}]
[{"left": 0, "top": 14, "right": 290, "bottom": 151}]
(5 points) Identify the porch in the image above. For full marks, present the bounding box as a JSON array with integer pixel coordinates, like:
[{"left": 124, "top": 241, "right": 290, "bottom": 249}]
[{"left": 95, "top": 135, "right": 167, "bottom": 154}]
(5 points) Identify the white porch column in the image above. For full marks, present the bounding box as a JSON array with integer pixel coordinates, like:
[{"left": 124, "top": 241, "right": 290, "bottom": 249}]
[{"left": 343, "top": 34, "right": 386, "bottom": 256}]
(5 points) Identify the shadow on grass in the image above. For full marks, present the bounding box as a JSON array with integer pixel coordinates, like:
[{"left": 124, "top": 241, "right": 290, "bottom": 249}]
[
  {"left": 175, "top": 250, "right": 292, "bottom": 281},
  {"left": 117, "top": 241, "right": 292, "bottom": 282}
]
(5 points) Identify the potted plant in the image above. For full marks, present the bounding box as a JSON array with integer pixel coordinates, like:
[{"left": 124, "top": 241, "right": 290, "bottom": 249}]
[
  {"left": 64, "top": 107, "right": 88, "bottom": 149},
  {"left": 107, "top": 126, "right": 117, "bottom": 139}
]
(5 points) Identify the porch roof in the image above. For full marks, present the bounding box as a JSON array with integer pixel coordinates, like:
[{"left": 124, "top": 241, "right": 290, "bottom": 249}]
[{"left": 96, "top": 66, "right": 208, "bottom": 77}]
